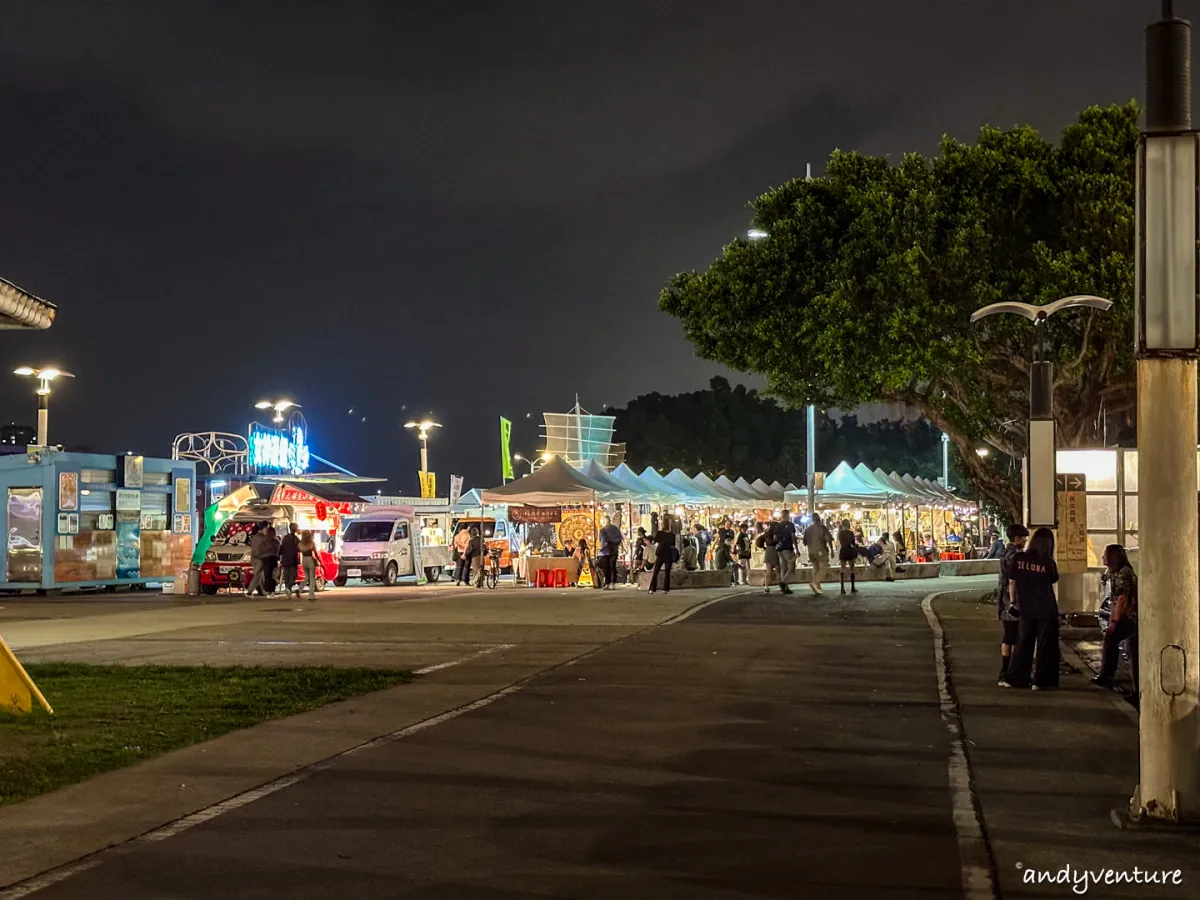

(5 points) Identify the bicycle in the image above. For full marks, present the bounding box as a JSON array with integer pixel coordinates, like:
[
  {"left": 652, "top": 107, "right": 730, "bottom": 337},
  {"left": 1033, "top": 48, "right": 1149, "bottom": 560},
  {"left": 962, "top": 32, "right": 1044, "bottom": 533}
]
[{"left": 482, "top": 548, "right": 501, "bottom": 589}]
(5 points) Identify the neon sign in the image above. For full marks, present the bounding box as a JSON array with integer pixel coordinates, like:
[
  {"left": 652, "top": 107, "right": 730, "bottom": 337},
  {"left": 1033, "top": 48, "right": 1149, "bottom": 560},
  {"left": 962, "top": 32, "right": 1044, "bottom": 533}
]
[{"left": 248, "top": 423, "right": 310, "bottom": 474}]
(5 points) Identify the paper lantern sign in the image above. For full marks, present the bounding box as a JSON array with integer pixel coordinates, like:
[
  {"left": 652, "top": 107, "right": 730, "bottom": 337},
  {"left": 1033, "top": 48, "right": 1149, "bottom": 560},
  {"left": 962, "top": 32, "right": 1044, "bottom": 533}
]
[{"left": 315, "top": 501, "right": 327, "bottom": 521}]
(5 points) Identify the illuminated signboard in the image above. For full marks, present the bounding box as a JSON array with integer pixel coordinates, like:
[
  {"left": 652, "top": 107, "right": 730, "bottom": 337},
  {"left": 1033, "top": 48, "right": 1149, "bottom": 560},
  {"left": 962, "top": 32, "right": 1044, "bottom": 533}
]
[{"left": 248, "top": 423, "right": 310, "bottom": 474}]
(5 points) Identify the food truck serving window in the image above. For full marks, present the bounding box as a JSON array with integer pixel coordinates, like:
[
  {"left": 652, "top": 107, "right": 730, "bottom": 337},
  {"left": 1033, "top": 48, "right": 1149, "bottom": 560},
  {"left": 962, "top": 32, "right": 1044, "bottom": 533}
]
[{"left": 344, "top": 521, "right": 394, "bottom": 543}]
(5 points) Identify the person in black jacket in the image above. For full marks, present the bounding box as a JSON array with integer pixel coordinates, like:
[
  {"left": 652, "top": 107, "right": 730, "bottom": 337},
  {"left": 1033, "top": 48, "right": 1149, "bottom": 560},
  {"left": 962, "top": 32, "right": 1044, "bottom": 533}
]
[
  {"left": 996, "top": 523, "right": 1028, "bottom": 683},
  {"left": 649, "top": 528, "right": 676, "bottom": 594},
  {"left": 279, "top": 523, "right": 301, "bottom": 596},
  {"left": 1002, "top": 527, "right": 1060, "bottom": 690}
]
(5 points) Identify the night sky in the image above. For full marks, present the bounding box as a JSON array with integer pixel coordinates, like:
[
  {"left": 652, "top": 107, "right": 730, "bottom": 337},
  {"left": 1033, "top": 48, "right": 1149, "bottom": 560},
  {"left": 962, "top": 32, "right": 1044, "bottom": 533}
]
[{"left": 0, "top": 1, "right": 1157, "bottom": 492}]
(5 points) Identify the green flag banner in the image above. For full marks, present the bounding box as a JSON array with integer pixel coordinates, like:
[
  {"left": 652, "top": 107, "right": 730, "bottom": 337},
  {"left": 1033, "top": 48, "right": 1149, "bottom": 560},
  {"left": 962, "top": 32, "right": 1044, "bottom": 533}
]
[{"left": 500, "top": 417, "right": 514, "bottom": 480}]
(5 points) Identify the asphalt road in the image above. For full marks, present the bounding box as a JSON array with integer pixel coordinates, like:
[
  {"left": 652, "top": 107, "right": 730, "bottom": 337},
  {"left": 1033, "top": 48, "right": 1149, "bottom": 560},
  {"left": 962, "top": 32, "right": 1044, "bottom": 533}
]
[{"left": 21, "top": 583, "right": 967, "bottom": 900}]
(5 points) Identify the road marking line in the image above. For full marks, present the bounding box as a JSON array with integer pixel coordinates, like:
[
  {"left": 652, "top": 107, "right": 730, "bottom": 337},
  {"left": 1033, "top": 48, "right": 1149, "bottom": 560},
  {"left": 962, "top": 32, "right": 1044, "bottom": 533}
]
[
  {"left": 0, "top": 683, "right": 526, "bottom": 899},
  {"left": 921, "top": 593, "right": 999, "bottom": 900},
  {"left": 414, "top": 643, "right": 516, "bottom": 675},
  {"left": 660, "top": 591, "right": 742, "bottom": 625}
]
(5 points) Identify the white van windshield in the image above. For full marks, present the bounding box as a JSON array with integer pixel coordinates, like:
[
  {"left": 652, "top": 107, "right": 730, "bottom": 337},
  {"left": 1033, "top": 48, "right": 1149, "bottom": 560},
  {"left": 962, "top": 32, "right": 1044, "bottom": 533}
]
[{"left": 343, "top": 521, "right": 394, "bottom": 543}]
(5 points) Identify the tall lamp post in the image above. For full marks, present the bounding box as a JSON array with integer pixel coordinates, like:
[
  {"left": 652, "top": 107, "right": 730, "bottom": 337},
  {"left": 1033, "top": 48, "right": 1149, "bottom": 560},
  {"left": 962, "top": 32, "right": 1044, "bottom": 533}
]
[
  {"left": 1130, "top": 0, "right": 1200, "bottom": 825},
  {"left": 404, "top": 419, "right": 441, "bottom": 483},
  {"left": 254, "top": 398, "right": 299, "bottom": 425},
  {"left": 969, "top": 294, "right": 1113, "bottom": 527},
  {"left": 12, "top": 366, "right": 73, "bottom": 447}
]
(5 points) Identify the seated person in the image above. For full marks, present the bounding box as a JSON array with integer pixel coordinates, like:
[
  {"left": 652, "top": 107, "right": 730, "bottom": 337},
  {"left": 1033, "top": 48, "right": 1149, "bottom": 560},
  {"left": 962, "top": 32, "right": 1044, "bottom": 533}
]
[{"left": 680, "top": 539, "right": 699, "bottom": 571}]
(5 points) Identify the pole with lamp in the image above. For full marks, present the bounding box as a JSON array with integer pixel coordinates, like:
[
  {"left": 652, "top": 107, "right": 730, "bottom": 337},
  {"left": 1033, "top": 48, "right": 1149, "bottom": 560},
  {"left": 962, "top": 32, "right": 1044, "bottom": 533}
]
[
  {"left": 12, "top": 366, "right": 73, "bottom": 447},
  {"left": 1126, "top": 0, "right": 1200, "bottom": 826},
  {"left": 969, "top": 294, "right": 1113, "bottom": 527},
  {"left": 404, "top": 419, "right": 441, "bottom": 496},
  {"left": 254, "top": 398, "right": 299, "bottom": 425}
]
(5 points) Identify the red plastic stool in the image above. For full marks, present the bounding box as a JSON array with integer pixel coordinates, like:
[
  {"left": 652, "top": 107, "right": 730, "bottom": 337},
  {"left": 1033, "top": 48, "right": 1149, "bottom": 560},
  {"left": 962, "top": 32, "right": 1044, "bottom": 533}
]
[
  {"left": 550, "top": 568, "right": 569, "bottom": 587},
  {"left": 535, "top": 569, "right": 551, "bottom": 588}
]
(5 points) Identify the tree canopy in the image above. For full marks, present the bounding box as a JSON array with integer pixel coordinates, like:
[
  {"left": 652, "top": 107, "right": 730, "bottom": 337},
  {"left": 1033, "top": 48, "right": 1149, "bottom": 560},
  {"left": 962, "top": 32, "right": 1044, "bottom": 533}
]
[
  {"left": 659, "top": 103, "right": 1139, "bottom": 515},
  {"left": 608, "top": 376, "right": 963, "bottom": 487}
]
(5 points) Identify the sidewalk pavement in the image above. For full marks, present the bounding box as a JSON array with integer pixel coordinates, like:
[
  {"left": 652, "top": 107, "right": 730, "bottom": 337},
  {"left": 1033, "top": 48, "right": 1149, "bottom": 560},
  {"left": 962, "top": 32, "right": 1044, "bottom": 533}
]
[
  {"left": 932, "top": 592, "right": 1196, "bottom": 898},
  {"left": 0, "top": 586, "right": 730, "bottom": 889}
]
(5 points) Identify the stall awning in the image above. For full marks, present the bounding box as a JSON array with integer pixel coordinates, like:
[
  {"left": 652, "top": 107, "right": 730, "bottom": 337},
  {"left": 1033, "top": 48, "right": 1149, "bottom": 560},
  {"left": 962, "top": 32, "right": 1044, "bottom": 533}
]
[
  {"left": 481, "top": 456, "right": 611, "bottom": 505},
  {"left": 610, "top": 463, "right": 671, "bottom": 501}
]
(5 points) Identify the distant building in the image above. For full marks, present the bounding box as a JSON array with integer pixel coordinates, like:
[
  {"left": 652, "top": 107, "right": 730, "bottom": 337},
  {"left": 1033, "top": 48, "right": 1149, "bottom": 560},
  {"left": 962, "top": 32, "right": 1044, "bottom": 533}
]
[{"left": 0, "top": 423, "right": 35, "bottom": 448}]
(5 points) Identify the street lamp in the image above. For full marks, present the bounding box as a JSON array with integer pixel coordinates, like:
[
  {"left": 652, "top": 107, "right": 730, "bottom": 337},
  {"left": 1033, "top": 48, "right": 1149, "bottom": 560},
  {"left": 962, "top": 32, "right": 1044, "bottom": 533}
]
[
  {"left": 254, "top": 398, "right": 299, "bottom": 425},
  {"left": 404, "top": 419, "right": 442, "bottom": 474},
  {"left": 512, "top": 454, "right": 536, "bottom": 475},
  {"left": 969, "top": 294, "right": 1113, "bottom": 527},
  {"left": 12, "top": 366, "right": 74, "bottom": 447},
  {"left": 975, "top": 447, "right": 990, "bottom": 458},
  {"left": 1127, "top": 0, "right": 1200, "bottom": 826},
  {"left": 747, "top": 229, "right": 769, "bottom": 240}
]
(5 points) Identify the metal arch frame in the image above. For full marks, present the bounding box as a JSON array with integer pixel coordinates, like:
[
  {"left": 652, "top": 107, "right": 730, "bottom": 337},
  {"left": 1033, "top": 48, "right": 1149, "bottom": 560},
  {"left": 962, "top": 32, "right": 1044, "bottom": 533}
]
[{"left": 171, "top": 431, "right": 249, "bottom": 474}]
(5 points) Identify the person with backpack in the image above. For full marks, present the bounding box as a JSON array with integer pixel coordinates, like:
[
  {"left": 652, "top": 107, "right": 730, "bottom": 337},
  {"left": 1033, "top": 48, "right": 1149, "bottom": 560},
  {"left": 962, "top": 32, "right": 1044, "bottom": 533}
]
[{"left": 734, "top": 522, "right": 752, "bottom": 585}]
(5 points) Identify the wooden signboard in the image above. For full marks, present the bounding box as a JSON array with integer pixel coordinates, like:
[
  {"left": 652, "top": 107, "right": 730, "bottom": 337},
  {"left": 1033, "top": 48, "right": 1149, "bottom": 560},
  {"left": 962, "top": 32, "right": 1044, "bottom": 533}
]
[{"left": 1055, "top": 473, "right": 1088, "bottom": 574}]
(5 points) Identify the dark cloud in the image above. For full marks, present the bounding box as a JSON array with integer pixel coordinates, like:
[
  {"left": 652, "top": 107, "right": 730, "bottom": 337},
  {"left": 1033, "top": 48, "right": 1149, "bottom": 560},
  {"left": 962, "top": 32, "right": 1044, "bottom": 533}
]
[{"left": 0, "top": 0, "right": 1163, "bottom": 488}]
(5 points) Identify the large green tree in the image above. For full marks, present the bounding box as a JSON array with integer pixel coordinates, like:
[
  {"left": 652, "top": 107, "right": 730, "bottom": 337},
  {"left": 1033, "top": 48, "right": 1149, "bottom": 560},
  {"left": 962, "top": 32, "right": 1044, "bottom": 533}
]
[
  {"left": 608, "top": 376, "right": 965, "bottom": 487},
  {"left": 660, "top": 103, "right": 1139, "bottom": 516}
]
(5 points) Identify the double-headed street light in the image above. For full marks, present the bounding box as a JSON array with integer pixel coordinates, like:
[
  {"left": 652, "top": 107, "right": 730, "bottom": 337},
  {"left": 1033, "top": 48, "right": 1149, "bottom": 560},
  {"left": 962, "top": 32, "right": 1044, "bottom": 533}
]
[
  {"left": 254, "top": 398, "right": 299, "bottom": 425},
  {"left": 969, "top": 294, "right": 1113, "bottom": 527},
  {"left": 13, "top": 366, "right": 74, "bottom": 447},
  {"left": 513, "top": 452, "right": 551, "bottom": 475},
  {"left": 404, "top": 419, "right": 441, "bottom": 475}
]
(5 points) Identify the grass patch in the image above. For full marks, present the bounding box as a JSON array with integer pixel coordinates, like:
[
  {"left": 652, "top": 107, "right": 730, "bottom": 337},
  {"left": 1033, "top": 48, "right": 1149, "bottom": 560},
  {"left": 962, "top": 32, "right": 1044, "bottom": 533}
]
[{"left": 0, "top": 663, "right": 412, "bottom": 806}]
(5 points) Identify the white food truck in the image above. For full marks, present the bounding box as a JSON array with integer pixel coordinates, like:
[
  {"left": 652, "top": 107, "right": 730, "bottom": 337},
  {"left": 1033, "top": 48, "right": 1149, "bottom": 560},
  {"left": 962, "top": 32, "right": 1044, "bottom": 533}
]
[{"left": 337, "top": 502, "right": 453, "bottom": 586}]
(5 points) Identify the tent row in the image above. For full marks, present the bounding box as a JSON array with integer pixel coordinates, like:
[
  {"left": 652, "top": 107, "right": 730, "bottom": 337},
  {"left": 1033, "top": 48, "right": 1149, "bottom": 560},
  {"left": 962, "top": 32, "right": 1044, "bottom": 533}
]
[{"left": 479, "top": 457, "right": 963, "bottom": 510}]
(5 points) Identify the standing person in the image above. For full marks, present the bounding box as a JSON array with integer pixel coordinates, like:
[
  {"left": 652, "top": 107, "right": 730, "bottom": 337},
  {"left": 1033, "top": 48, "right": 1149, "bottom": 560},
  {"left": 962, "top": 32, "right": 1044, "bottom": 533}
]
[
  {"left": 985, "top": 531, "right": 1006, "bottom": 559},
  {"left": 692, "top": 523, "right": 711, "bottom": 570},
  {"left": 598, "top": 518, "right": 623, "bottom": 591},
  {"left": 996, "top": 523, "right": 1029, "bottom": 683},
  {"left": 1094, "top": 544, "right": 1138, "bottom": 693},
  {"left": 279, "top": 523, "right": 301, "bottom": 597},
  {"left": 714, "top": 532, "right": 733, "bottom": 582},
  {"left": 803, "top": 516, "right": 832, "bottom": 595},
  {"left": 773, "top": 511, "right": 797, "bottom": 595},
  {"left": 263, "top": 525, "right": 281, "bottom": 595},
  {"left": 298, "top": 529, "right": 321, "bottom": 601},
  {"left": 452, "top": 525, "right": 472, "bottom": 585},
  {"left": 893, "top": 530, "right": 907, "bottom": 563},
  {"left": 837, "top": 519, "right": 858, "bottom": 594},
  {"left": 1003, "top": 527, "right": 1060, "bottom": 690},
  {"left": 756, "top": 523, "right": 780, "bottom": 594},
  {"left": 734, "top": 522, "right": 752, "bottom": 585},
  {"left": 466, "top": 526, "right": 484, "bottom": 587},
  {"left": 246, "top": 525, "right": 271, "bottom": 597},
  {"left": 630, "top": 527, "right": 648, "bottom": 584},
  {"left": 649, "top": 526, "right": 676, "bottom": 594}
]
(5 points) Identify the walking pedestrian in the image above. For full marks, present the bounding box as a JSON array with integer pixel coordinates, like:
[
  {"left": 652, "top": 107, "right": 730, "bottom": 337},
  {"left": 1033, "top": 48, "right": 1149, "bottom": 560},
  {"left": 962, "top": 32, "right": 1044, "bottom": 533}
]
[
  {"left": 279, "top": 523, "right": 300, "bottom": 596},
  {"left": 996, "top": 523, "right": 1028, "bottom": 683},
  {"left": 598, "top": 518, "right": 623, "bottom": 590},
  {"left": 466, "top": 526, "right": 484, "bottom": 587},
  {"left": 246, "top": 525, "right": 271, "bottom": 597},
  {"left": 734, "top": 522, "right": 752, "bottom": 585},
  {"left": 1003, "top": 527, "right": 1060, "bottom": 690},
  {"left": 1094, "top": 543, "right": 1138, "bottom": 694},
  {"left": 298, "top": 529, "right": 321, "bottom": 601},
  {"left": 837, "top": 519, "right": 858, "bottom": 594},
  {"left": 803, "top": 515, "right": 832, "bottom": 595},
  {"left": 756, "top": 524, "right": 780, "bottom": 594},
  {"left": 773, "top": 511, "right": 796, "bottom": 594},
  {"left": 630, "top": 527, "right": 648, "bottom": 584},
  {"left": 649, "top": 527, "right": 676, "bottom": 593}
]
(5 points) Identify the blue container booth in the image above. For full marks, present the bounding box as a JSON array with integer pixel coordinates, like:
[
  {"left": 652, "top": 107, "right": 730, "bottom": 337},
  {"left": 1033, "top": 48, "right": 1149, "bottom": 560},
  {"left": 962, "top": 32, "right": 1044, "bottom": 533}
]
[{"left": 0, "top": 448, "right": 197, "bottom": 592}]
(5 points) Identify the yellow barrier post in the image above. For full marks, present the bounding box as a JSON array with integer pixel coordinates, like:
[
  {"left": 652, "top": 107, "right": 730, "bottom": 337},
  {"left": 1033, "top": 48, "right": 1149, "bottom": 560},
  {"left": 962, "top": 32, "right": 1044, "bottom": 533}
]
[{"left": 0, "top": 634, "right": 53, "bottom": 715}]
